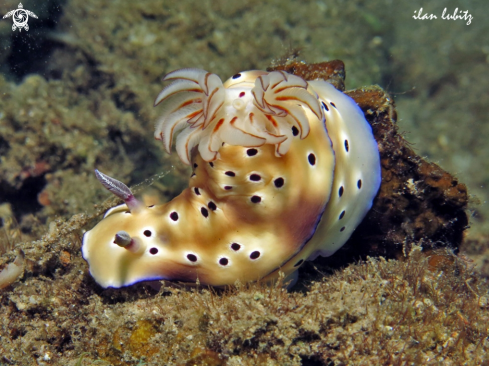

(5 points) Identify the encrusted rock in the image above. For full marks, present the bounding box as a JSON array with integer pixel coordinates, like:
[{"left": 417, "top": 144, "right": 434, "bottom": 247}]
[{"left": 270, "top": 60, "right": 468, "bottom": 261}]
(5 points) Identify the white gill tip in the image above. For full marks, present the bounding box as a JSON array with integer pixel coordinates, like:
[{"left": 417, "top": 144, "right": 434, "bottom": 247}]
[{"left": 163, "top": 68, "right": 209, "bottom": 82}]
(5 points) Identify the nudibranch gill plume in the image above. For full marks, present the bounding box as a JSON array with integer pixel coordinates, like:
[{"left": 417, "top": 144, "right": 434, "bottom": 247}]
[{"left": 82, "top": 68, "right": 381, "bottom": 288}]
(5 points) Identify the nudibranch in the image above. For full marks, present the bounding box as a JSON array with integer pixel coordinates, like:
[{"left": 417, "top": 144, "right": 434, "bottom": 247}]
[{"left": 82, "top": 68, "right": 381, "bottom": 288}]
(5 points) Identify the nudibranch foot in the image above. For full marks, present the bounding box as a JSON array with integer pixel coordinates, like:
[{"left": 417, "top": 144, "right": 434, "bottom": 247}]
[{"left": 82, "top": 68, "right": 380, "bottom": 288}]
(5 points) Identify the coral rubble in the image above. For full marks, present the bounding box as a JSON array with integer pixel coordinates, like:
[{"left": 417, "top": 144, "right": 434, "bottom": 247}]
[{"left": 1, "top": 229, "right": 487, "bottom": 365}]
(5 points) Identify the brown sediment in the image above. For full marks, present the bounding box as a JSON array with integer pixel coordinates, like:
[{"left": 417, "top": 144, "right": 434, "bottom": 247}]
[{"left": 268, "top": 59, "right": 346, "bottom": 91}]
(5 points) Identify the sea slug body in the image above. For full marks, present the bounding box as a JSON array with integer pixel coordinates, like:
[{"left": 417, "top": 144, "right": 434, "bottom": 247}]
[{"left": 82, "top": 68, "right": 381, "bottom": 288}]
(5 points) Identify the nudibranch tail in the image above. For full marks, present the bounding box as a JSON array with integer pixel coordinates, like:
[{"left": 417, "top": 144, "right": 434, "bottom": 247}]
[{"left": 83, "top": 67, "right": 381, "bottom": 289}]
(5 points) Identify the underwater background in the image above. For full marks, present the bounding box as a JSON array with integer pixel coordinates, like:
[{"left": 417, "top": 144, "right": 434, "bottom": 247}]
[{"left": 0, "top": 0, "right": 488, "bottom": 364}]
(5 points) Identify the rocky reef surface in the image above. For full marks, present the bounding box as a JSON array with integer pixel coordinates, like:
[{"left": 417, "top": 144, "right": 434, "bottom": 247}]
[{"left": 0, "top": 0, "right": 488, "bottom": 364}]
